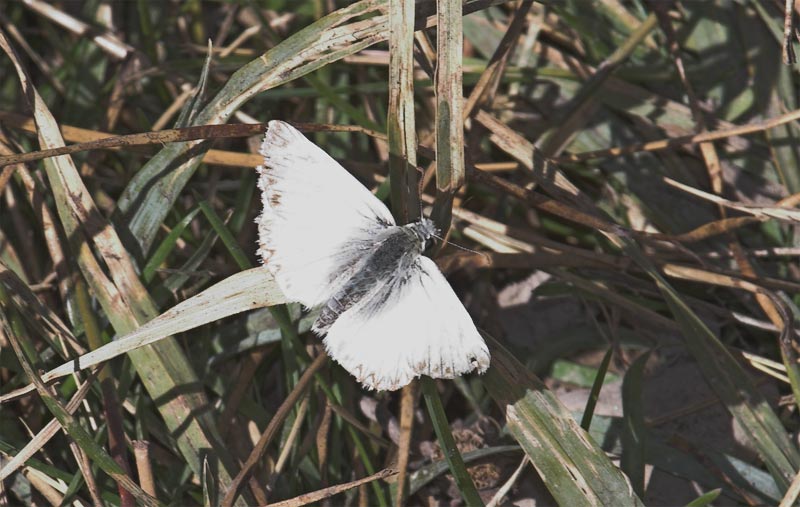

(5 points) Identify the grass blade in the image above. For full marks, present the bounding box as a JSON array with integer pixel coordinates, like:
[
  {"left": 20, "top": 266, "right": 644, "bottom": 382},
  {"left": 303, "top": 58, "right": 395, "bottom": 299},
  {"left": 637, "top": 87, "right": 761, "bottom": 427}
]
[
  {"left": 482, "top": 333, "right": 644, "bottom": 506},
  {"left": 686, "top": 488, "right": 722, "bottom": 507},
  {"left": 431, "top": 0, "right": 464, "bottom": 234},
  {"left": 621, "top": 352, "right": 650, "bottom": 497},
  {"left": 197, "top": 200, "right": 251, "bottom": 270},
  {"left": 387, "top": 0, "right": 419, "bottom": 224},
  {"left": 421, "top": 377, "right": 484, "bottom": 506},
  {"left": 580, "top": 346, "right": 614, "bottom": 431},
  {"left": 142, "top": 207, "right": 202, "bottom": 284}
]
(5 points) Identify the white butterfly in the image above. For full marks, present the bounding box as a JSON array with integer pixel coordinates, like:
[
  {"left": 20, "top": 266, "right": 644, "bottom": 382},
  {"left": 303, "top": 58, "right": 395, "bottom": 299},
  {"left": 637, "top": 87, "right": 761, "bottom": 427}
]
[{"left": 256, "top": 120, "right": 490, "bottom": 391}]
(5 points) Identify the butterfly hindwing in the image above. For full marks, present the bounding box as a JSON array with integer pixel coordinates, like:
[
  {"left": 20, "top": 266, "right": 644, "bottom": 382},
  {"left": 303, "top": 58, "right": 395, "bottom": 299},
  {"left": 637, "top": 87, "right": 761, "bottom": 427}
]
[
  {"left": 257, "top": 121, "right": 396, "bottom": 306},
  {"left": 322, "top": 256, "right": 491, "bottom": 391}
]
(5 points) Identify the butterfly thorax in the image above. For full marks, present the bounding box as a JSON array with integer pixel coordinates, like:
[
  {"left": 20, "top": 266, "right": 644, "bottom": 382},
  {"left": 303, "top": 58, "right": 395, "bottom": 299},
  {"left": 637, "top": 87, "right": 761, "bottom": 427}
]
[{"left": 312, "top": 219, "right": 436, "bottom": 335}]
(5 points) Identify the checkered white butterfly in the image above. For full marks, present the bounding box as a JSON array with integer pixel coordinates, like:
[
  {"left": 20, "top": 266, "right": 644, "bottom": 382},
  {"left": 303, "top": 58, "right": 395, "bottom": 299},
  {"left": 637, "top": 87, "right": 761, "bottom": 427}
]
[{"left": 256, "top": 121, "right": 490, "bottom": 391}]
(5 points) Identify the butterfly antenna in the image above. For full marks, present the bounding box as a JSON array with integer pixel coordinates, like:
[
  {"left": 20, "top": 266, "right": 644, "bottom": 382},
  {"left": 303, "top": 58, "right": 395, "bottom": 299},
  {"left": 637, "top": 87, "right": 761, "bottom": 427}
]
[
  {"left": 416, "top": 168, "right": 486, "bottom": 259},
  {"left": 431, "top": 232, "right": 490, "bottom": 260}
]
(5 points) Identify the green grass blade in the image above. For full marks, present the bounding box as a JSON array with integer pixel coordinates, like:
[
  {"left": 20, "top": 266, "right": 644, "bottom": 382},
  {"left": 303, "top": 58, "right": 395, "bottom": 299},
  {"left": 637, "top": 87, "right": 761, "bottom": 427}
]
[
  {"left": 685, "top": 488, "right": 722, "bottom": 507},
  {"left": 421, "top": 377, "right": 484, "bottom": 506},
  {"left": 580, "top": 346, "right": 614, "bottom": 430},
  {"left": 142, "top": 207, "right": 201, "bottom": 284},
  {"left": 621, "top": 352, "right": 650, "bottom": 497},
  {"left": 197, "top": 200, "right": 251, "bottom": 270},
  {"left": 536, "top": 13, "right": 658, "bottom": 157},
  {"left": 482, "top": 333, "right": 644, "bottom": 506}
]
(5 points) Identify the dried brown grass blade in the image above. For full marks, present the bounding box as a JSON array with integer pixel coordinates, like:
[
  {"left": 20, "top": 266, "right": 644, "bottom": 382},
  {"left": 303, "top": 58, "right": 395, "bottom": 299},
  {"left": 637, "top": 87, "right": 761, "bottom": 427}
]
[
  {"left": 269, "top": 468, "right": 398, "bottom": 507},
  {"left": 664, "top": 177, "right": 800, "bottom": 223}
]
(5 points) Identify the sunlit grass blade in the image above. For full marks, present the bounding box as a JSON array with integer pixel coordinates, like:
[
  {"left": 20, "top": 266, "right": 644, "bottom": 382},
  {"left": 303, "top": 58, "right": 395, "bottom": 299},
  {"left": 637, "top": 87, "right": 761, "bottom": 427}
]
[
  {"left": 388, "top": 0, "right": 419, "bottom": 225},
  {"left": 387, "top": 2, "right": 419, "bottom": 502},
  {"left": 482, "top": 333, "right": 644, "bottom": 506},
  {"left": 431, "top": 0, "right": 464, "bottom": 235}
]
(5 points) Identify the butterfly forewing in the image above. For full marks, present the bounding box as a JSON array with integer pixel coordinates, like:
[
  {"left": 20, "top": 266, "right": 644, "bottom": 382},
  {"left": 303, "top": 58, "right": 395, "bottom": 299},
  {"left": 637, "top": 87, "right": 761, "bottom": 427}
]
[{"left": 257, "top": 120, "right": 395, "bottom": 307}]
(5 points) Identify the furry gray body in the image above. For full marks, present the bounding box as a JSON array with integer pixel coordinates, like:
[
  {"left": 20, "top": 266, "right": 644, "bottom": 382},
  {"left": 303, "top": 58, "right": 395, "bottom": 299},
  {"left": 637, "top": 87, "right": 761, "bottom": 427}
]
[{"left": 312, "top": 219, "right": 437, "bottom": 335}]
